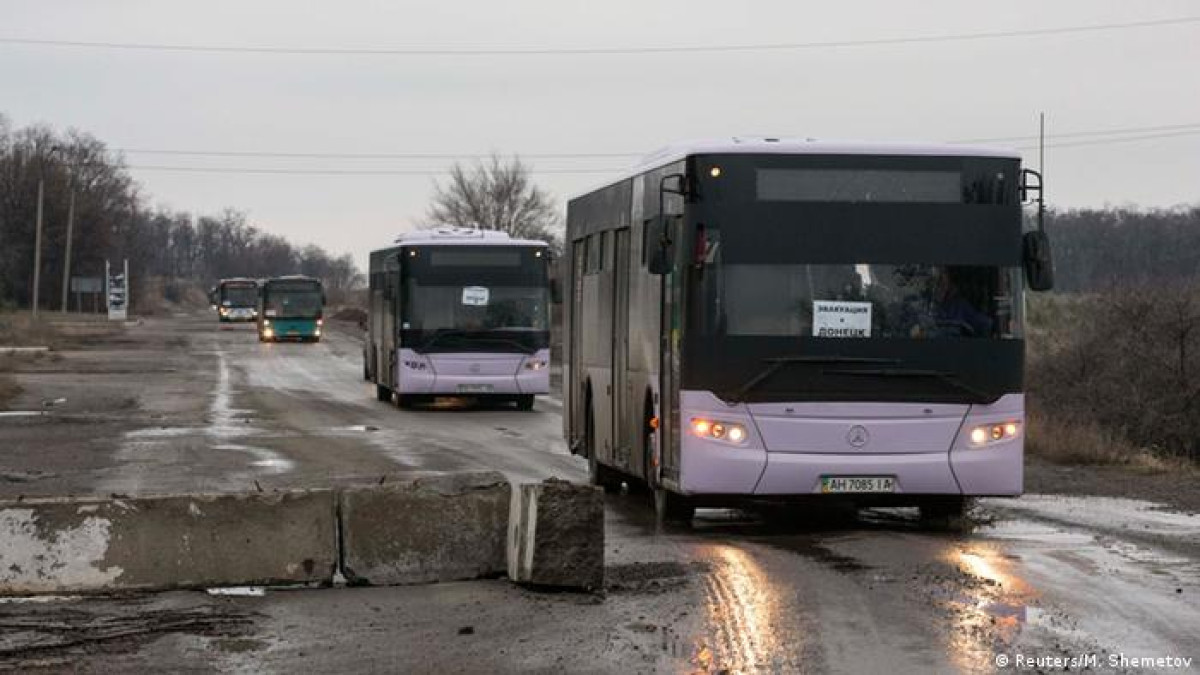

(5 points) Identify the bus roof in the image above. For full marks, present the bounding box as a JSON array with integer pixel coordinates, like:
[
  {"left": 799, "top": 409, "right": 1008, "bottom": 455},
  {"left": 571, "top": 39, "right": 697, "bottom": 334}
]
[
  {"left": 390, "top": 227, "right": 550, "bottom": 249},
  {"left": 218, "top": 277, "right": 258, "bottom": 285},
  {"left": 264, "top": 275, "right": 321, "bottom": 285},
  {"left": 572, "top": 136, "right": 1023, "bottom": 200}
]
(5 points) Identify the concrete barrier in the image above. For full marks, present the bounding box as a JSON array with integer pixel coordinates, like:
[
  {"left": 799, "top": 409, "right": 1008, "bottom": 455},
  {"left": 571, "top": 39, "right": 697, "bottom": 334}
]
[
  {"left": 0, "top": 491, "right": 336, "bottom": 595},
  {"left": 340, "top": 472, "right": 511, "bottom": 586},
  {"left": 508, "top": 479, "right": 604, "bottom": 591}
]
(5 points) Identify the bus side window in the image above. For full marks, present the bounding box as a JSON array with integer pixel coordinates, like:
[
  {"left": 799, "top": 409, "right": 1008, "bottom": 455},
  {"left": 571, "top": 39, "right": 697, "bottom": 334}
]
[{"left": 585, "top": 235, "right": 601, "bottom": 275}]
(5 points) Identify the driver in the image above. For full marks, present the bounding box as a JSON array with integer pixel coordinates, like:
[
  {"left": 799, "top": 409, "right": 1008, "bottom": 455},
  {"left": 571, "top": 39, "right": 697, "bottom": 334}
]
[{"left": 932, "top": 268, "right": 992, "bottom": 336}]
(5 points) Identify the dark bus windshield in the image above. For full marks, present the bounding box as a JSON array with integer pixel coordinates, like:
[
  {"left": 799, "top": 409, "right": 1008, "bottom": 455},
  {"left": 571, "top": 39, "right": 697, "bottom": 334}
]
[
  {"left": 400, "top": 245, "right": 550, "bottom": 353},
  {"left": 697, "top": 263, "right": 1022, "bottom": 340},
  {"left": 263, "top": 281, "right": 323, "bottom": 319},
  {"left": 221, "top": 284, "right": 258, "bottom": 308},
  {"left": 681, "top": 153, "right": 1026, "bottom": 404}
]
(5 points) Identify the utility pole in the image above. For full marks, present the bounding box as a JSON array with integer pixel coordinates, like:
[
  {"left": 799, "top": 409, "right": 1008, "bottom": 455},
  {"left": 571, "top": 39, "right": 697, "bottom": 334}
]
[
  {"left": 61, "top": 182, "right": 76, "bottom": 314},
  {"left": 32, "top": 177, "right": 44, "bottom": 319}
]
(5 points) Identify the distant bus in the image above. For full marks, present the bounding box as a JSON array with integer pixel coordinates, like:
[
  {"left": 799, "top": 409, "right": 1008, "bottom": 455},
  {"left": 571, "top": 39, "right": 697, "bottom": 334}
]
[
  {"left": 563, "top": 137, "right": 1054, "bottom": 522},
  {"left": 257, "top": 276, "right": 325, "bottom": 342},
  {"left": 210, "top": 278, "right": 259, "bottom": 323},
  {"left": 365, "top": 228, "right": 553, "bottom": 410}
]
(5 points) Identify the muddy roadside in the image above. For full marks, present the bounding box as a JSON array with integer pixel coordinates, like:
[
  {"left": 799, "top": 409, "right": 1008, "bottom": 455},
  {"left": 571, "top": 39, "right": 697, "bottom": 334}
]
[{"left": 1025, "top": 456, "right": 1199, "bottom": 514}]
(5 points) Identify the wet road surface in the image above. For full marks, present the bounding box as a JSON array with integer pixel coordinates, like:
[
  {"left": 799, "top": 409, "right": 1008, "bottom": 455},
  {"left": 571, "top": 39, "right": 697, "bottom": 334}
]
[{"left": 1, "top": 316, "right": 1196, "bottom": 672}]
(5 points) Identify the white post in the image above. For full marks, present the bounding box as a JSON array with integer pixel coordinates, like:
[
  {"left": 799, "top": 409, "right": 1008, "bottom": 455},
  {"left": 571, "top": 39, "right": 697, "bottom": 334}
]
[
  {"left": 32, "top": 178, "right": 44, "bottom": 319},
  {"left": 60, "top": 189, "right": 75, "bottom": 313}
]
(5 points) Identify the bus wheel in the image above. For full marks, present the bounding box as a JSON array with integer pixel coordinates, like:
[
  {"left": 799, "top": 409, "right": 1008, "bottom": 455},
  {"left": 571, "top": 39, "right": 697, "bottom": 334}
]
[
  {"left": 919, "top": 497, "right": 971, "bottom": 530},
  {"left": 375, "top": 385, "right": 392, "bottom": 403},
  {"left": 515, "top": 395, "right": 534, "bottom": 411},
  {"left": 654, "top": 488, "right": 694, "bottom": 528},
  {"left": 396, "top": 394, "right": 414, "bottom": 409},
  {"left": 585, "top": 407, "right": 622, "bottom": 492}
]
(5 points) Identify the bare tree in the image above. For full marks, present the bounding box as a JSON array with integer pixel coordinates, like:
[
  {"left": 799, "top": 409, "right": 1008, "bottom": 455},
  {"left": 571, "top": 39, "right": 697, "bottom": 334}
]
[{"left": 426, "top": 154, "right": 561, "bottom": 247}]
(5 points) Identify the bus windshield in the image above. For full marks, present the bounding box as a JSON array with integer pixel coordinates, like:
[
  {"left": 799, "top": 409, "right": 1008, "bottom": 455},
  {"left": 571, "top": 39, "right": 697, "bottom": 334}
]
[
  {"left": 222, "top": 284, "right": 258, "bottom": 307},
  {"left": 264, "top": 283, "right": 322, "bottom": 318},
  {"left": 400, "top": 245, "right": 551, "bottom": 353},
  {"left": 699, "top": 263, "right": 1023, "bottom": 340}
]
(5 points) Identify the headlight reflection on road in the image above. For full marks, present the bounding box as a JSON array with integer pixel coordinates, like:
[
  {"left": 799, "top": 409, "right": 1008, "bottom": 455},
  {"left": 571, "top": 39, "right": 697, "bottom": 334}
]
[
  {"left": 696, "top": 545, "right": 776, "bottom": 673},
  {"left": 945, "top": 546, "right": 1038, "bottom": 672}
]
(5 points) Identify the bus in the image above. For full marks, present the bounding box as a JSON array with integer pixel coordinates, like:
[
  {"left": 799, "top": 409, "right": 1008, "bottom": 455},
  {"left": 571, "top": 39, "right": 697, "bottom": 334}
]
[
  {"left": 257, "top": 275, "right": 325, "bottom": 342},
  {"left": 210, "top": 278, "right": 259, "bottom": 323},
  {"left": 365, "top": 228, "right": 553, "bottom": 410},
  {"left": 563, "top": 137, "right": 1053, "bottom": 523}
]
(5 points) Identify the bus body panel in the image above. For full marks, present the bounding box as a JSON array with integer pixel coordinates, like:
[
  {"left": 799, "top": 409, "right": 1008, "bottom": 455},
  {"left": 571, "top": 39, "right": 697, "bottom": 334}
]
[
  {"left": 677, "top": 390, "right": 1024, "bottom": 496},
  {"left": 366, "top": 232, "right": 553, "bottom": 403},
  {"left": 746, "top": 401, "right": 970, "bottom": 455},
  {"left": 565, "top": 139, "right": 1037, "bottom": 503},
  {"left": 394, "top": 348, "right": 550, "bottom": 395},
  {"left": 257, "top": 276, "right": 324, "bottom": 342}
]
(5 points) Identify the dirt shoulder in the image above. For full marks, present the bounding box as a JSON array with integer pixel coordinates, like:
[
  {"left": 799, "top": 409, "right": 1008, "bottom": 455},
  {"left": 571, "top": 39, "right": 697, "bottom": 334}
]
[{"left": 1025, "top": 456, "right": 1199, "bottom": 514}]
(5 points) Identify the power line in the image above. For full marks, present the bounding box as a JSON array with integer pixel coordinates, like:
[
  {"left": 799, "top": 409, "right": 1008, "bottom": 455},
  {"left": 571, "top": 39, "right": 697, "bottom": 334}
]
[
  {"left": 954, "top": 122, "right": 1200, "bottom": 144},
  {"left": 2, "top": 16, "right": 1197, "bottom": 57},
  {"left": 105, "top": 122, "right": 1200, "bottom": 161},
  {"left": 120, "top": 165, "right": 622, "bottom": 176},
  {"left": 111, "top": 148, "right": 643, "bottom": 160},
  {"left": 1016, "top": 128, "right": 1200, "bottom": 150}
]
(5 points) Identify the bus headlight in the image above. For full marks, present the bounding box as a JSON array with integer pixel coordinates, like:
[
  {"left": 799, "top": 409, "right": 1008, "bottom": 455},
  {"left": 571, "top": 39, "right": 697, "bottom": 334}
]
[
  {"left": 219, "top": 307, "right": 229, "bottom": 316},
  {"left": 317, "top": 318, "right": 324, "bottom": 326},
  {"left": 523, "top": 358, "right": 548, "bottom": 371},
  {"left": 690, "top": 417, "right": 749, "bottom": 445},
  {"left": 968, "top": 421, "right": 1020, "bottom": 447},
  {"left": 262, "top": 328, "right": 274, "bottom": 338}
]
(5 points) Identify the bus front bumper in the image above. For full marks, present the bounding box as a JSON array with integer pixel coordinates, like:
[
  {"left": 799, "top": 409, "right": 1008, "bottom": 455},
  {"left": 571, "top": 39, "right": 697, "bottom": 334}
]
[
  {"left": 396, "top": 349, "right": 550, "bottom": 396},
  {"left": 677, "top": 391, "right": 1023, "bottom": 498}
]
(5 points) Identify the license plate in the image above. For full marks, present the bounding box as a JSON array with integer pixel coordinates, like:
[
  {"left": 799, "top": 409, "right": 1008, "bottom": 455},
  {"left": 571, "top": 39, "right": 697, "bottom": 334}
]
[
  {"left": 821, "top": 476, "right": 896, "bottom": 494},
  {"left": 456, "top": 384, "right": 494, "bottom": 393}
]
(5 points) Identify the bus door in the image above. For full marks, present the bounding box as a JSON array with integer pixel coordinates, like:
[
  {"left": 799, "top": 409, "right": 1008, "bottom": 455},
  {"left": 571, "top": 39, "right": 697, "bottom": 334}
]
[
  {"left": 612, "top": 228, "right": 634, "bottom": 470},
  {"left": 382, "top": 253, "right": 401, "bottom": 390},
  {"left": 659, "top": 216, "right": 684, "bottom": 484},
  {"left": 569, "top": 239, "right": 587, "bottom": 451}
]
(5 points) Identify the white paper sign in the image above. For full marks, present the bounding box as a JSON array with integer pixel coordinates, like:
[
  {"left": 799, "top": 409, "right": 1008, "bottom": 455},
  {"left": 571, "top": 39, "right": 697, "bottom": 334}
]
[
  {"left": 813, "top": 301, "right": 872, "bottom": 338},
  {"left": 462, "top": 286, "right": 490, "bottom": 306}
]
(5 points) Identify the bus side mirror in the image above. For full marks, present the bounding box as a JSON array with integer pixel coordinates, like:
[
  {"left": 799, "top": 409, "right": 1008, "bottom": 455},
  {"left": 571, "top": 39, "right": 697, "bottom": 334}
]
[{"left": 1023, "top": 230, "right": 1054, "bottom": 292}]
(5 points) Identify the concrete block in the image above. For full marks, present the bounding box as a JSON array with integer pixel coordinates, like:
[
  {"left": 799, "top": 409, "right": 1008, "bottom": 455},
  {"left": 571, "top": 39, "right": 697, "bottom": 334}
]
[
  {"left": 340, "top": 472, "right": 511, "bottom": 585},
  {"left": 0, "top": 490, "right": 337, "bottom": 595},
  {"left": 508, "top": 479, "right": 604, "bottom": 590}
]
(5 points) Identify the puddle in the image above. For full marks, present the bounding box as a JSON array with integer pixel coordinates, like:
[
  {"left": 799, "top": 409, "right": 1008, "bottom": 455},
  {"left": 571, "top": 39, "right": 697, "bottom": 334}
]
[
  {"left": 126, "top": 426, "right": 201, "bottom": 438},
  {"left": 207, "top": 587, "right": 266, "bottom": 597},
  {"left": 0, "top": 411, "right": 44, "bottom": 418}
]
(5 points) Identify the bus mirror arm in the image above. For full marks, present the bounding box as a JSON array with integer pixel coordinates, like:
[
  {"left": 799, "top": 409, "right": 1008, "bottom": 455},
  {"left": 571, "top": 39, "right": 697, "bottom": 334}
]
[
  {"left": 1020, "top": 169, "right": 1054, "bottom": 292},
  {"left": 648, "top": 173, "right": 687, "bottom": 276}
]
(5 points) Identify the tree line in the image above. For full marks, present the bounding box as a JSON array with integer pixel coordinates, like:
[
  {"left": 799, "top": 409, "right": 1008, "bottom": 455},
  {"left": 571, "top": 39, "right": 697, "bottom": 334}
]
[
  {"left": 0, "top": 115, "right": 362, "bottom": 312},
  {"left": 1046, "top": 205, "right": 1200, "bottom": 292}
]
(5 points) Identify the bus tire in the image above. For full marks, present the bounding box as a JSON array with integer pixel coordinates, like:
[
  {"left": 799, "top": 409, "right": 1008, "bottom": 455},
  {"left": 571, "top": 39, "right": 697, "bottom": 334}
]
[
  {"left": 396, "top": 394, "right": 414, "bottom": 409},
  {"left": 585, "top": 404, "right": 622, "bottom": 491},
  {"left": 919, "top": 497, "right": 970, "bottom": 529},
  {"left": 515, "top": 395, "right": 535, "bottom": 411},
  {"left": 654, "top": 488, "right": 694, "bottom": 527},
  {"left": 375, "top": 385, "right": 392, "bottom": 403}
]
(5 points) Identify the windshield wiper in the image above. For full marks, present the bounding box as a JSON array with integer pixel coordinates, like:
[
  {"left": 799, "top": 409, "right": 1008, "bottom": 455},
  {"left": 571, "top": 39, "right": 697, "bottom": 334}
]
[
  {"left": 420, "top": 329, "right": 536, "bottom": 354},
  {"left": 731, "top": 355, "right": 900, "bottom": 402},
  {"left": 822, "top": 368, "right": 999, "bottom": 403}
]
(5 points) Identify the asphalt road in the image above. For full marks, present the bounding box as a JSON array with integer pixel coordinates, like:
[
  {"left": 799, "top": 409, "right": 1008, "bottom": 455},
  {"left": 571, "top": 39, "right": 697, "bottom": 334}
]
[{"left": 1, "top": 315, "right": 1197, "bottom": 673}]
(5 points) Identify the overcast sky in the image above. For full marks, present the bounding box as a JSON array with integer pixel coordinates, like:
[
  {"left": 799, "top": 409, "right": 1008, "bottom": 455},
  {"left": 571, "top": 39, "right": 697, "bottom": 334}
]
[{"left": 2, "top": 1, "right": 1198, "bottom": 268}]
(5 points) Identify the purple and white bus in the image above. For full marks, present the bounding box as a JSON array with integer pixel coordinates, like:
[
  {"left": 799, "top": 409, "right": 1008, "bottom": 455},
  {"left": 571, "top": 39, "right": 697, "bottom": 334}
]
[
  {"left": 563, "top": 138, "right": 1053, "bottom": 522},
  {"left": 365, "top": 228, "right": 553, "bottom": 410}
]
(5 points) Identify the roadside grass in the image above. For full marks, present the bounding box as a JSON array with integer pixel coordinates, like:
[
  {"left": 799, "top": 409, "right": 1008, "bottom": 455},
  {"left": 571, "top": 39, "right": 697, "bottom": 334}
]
[
  {"left": 0, "top": 312, "right": 60, "bottom": 347},
  {"left": 1026, "top": 410, "right": 1195, "bottom": 474}
]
